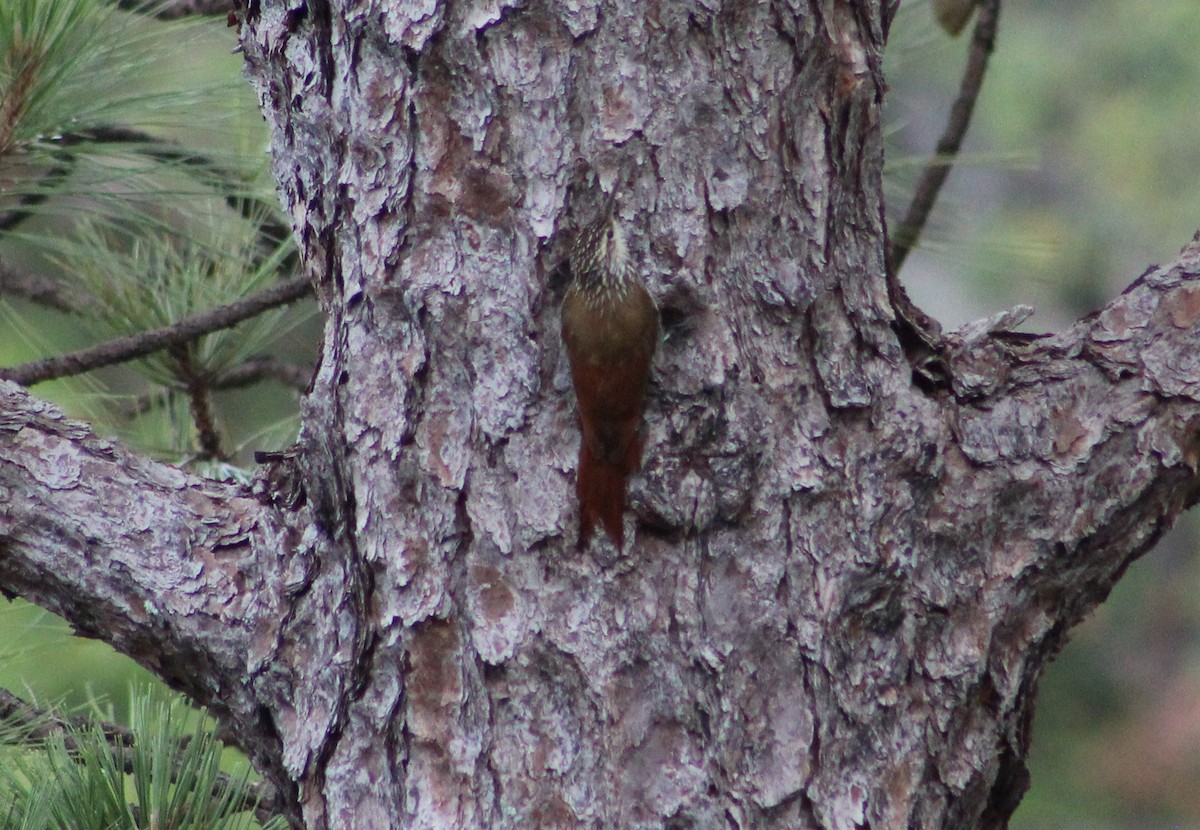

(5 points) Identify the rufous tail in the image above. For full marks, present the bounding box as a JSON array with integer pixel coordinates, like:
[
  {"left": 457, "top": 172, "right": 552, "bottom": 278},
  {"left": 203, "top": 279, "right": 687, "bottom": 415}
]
[{"left": 576, "top": 441, "right": 629, "bottom": 549}]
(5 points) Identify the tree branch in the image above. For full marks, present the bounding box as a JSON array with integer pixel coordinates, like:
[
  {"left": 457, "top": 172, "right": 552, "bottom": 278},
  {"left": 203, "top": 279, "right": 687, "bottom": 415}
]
[
  {"left": 940, "top": 233, "right": 1200, "bottom": 603},
  {"left": 888, "top": 0, "right": 1002, "bottom": 274},
  {"left": 169, "top": 343, "right": 227, "bottom": 460},
  {"left": 216, "top": 356, "right": 311, "bottom": 392},
  {"left": 0, "top": 259, "right": 82, "bottom": 314},
  {"left": 0, "top": 687, "right": 133, "bottom": 748},
  {"left": 0, "top": 274, "right": 313, "bottom": 386},
  {"left": 117, "top": 357, "right": 309, "bottom": 421},
  {"left": 0, "top": 378, "right": 302, "bottom": 821}
]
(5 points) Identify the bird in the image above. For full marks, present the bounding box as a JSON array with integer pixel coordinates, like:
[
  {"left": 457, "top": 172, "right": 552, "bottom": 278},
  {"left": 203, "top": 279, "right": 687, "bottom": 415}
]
[{"left": 561, "top": 211, "right": 659, "bottom": 549}]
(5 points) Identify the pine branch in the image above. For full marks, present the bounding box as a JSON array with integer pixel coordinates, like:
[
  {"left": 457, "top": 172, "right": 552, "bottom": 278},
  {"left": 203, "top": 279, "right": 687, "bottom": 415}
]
[
  {"left": 119, "top": 357, "right": 309, "bottom": 420},
  {"left": 170, "top": 343, "right": 227, "bottom": 460},
  {"left": 0, "top": 687, "right": 133, "bottom": 749},
  {"left": 216, "top": 355, "right": 311, "bottom": 391},
  {"left": 0, "top": 274, "right": 313, "bottom": 386},
  {"left": 0, "top": 160, "right": 75, "bottom": 233},
  {"left": 0, "top": 259, "right": 82, "bottom": 314},
  {"left": 52, "top": 126, "right": 296, "bottom": 260},
  {"left": 888, "top": 0, "right": 1001, "bottom": 273}
]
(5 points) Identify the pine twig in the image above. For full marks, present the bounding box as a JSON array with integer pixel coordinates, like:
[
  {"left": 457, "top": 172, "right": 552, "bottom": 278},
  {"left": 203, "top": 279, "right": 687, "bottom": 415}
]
[
  {"left": 888, "top": 0, "right": 1002, "bottom": 273},
  {"left": 0, "top": 274, "right": 313, "bottom": 386},
  {"left": 0, "top": 259, "right": 82, "bottom": 314},
  {"left": 169, "top": 343, "right": 226, "bottom": 460},
  {"left": 119, "top": 357, "right": 310, "bottom": 420},
  {"left": 216, "top": 356, "right": 311, "bottom": 392},
  {"left": 0, "top": 687, "right": 133, "bottom": 749}
]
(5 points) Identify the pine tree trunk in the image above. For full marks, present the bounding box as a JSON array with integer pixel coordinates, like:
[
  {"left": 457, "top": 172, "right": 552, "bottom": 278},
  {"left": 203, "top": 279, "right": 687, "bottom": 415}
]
[{"left": 5, "top": 1, "right": 1200, "bottom": 828}]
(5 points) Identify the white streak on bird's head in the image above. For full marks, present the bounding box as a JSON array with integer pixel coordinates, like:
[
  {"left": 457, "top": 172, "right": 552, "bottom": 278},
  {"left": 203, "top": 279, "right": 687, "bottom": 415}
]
[{"left": 569, "top": 213, "right": 632, "bottom": 296}]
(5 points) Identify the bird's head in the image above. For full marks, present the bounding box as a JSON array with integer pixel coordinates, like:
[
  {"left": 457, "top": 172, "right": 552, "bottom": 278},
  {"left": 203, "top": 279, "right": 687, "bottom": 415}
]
[{"left": 569, "top": 213, "right": 629, "bottom": 290}]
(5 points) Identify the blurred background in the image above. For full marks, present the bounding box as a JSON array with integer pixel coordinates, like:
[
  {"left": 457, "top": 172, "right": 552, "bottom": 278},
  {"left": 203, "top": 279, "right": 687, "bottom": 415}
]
[{"left": 1, "top": 1, "right": 1199, "bottom": 827}]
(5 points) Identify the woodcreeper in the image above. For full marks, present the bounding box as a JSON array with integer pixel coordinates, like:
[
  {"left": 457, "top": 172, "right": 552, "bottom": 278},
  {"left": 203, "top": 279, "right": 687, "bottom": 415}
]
[{"left": 561, "top": 213, "right": 658, "bottom": 548}]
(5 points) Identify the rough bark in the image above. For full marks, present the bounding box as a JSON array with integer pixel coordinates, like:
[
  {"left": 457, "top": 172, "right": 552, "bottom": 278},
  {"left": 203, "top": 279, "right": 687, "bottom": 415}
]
[
  {"left": 3, "top": 0, "right": 1200, "bottom": 828},
  {"left": 0, "top": 381, "right": 305, "bottom": 815}
]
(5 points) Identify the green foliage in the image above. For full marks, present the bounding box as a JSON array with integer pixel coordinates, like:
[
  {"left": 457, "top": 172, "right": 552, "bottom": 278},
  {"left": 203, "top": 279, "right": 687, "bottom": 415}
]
[
  {"left": 0, "top": 0, "right": 311, "bottom": 464},
  {"left": 0, "top": 5, "right": 305, "bottom": 812},
  {"left": 55, "top": 212, "right": 297, "bottom": 386},
  {"left": 0, "top": 690, "right": 286, "bottom": 830},
  {"left": 0, "top": 0, "right": 137, "bottom": 153},
  {"left": 0, "top": 0, "right": 248, "bottom": 215}
]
